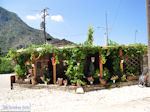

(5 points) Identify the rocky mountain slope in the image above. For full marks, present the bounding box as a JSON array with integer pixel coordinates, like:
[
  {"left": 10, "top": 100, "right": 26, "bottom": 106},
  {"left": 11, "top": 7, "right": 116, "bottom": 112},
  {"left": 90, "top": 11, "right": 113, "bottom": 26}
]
[{"left": 0, "top": 7, "right": 74, "bottom": 53}]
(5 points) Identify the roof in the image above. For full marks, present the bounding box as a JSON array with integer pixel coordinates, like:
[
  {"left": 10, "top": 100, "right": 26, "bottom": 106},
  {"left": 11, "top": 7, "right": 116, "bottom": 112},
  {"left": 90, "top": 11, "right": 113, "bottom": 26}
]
[{"left": 47, "top": 38, "right": 75, "bottom": 47}]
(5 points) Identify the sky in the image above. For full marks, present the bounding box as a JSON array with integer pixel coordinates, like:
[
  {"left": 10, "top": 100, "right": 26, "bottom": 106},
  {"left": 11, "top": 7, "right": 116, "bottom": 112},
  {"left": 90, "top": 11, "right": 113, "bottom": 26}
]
[{"left": 0, "top": 0, "right": 148, "bottom": 45}]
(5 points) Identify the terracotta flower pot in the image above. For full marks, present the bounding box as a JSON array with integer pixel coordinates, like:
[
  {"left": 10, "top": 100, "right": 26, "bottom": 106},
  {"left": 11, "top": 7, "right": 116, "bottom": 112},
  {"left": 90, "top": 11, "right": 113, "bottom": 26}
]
[
  {"left": 87, "top": 76, "right": 94, "bottom": 85},
  {"left": 127, "top": 75, "right": 138, "bottom": 81},
  {"left": 63, "top": 80, "right": 68, "bottom": 86},
  {"left": 31, "top": 77, "right": 37, "bottom": 85},
  {"left": 100, "top": 79, "right": 106, "bottom": 85},
  {"left": 57, "top": 78, "right": 63, "bottom": 86}
]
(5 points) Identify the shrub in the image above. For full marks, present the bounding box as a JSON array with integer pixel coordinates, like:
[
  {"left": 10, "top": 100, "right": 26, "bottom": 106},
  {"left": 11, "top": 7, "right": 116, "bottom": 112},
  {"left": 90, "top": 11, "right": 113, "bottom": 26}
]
[
  {"left": 65, "top": 60, "right": 86, "bottom": 85},
  {"left": 0, "top": 57, "right": 14, "bottom": 74},
  {"left": 14, "top": 64, "right": 26, "bottom": 77}
]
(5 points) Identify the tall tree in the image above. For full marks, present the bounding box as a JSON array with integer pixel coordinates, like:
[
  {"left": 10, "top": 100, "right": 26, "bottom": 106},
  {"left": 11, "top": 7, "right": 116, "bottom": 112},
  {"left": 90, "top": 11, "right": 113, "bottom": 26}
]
[{"left": 84, "top": 26, "right": 94, "bottom": 46}]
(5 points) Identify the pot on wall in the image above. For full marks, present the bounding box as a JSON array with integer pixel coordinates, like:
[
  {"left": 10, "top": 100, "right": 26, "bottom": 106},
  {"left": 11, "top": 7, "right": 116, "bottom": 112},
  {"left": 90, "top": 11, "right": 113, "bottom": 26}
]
[{"left": 91, "top": 57, "right": 95, "bottom": 63}]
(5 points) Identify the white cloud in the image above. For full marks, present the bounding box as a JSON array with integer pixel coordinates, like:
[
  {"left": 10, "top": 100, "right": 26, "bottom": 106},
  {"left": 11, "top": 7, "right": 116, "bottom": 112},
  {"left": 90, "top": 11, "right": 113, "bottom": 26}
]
[
  {"left": 26, "top": 14, "right": 64, "bottom": 22},
  {"left": 26, "top": 14, "right": 41, "bottom": 20},
  {"left": 50, "top": 15, "right": 64, "bottom": 22}
]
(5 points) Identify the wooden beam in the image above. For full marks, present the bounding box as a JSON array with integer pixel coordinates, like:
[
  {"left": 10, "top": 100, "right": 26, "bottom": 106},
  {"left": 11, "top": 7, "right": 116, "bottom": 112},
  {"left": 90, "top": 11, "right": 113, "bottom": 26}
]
[
  {"left": 119, "top": 49, "right": 124, "bottom": 72},
  {"left": 53, "top": 64, "right": 56, "bottom": 84},
  {"left": 99, "top": 55, "right": 103, "bottom": 78},
  {"left": 52, "top": 53, "right": 57, "bottom": 84},
  {"left": 32, "top": 62, "right": 37, "bottom": 85}
]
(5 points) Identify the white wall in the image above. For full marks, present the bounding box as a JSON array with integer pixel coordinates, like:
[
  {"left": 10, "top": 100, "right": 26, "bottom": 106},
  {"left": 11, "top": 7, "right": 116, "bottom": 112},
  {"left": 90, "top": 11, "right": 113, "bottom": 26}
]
[{"left": 0, "top": 74, "right": 15, "bottom": 90}]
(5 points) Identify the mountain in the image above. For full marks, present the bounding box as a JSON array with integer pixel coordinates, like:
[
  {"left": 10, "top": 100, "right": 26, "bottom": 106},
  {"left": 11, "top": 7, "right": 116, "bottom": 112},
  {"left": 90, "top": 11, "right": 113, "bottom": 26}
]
[{"left": 0, "top": 7, "right": 74, "bottom": 54}]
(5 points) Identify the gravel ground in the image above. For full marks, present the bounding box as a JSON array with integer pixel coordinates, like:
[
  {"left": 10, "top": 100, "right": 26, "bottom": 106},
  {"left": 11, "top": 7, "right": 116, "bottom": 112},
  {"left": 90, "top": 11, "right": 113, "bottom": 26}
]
[{"left": 0, "top": 85, "right": 150, "bottom": 112}]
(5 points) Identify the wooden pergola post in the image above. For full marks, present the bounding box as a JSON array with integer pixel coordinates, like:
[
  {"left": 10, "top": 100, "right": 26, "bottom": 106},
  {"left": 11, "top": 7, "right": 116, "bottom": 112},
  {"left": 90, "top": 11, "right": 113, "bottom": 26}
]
[
  {"left": 119, "top": 49, "right": 124, "bottom": 72},
  {"left": 33, "top": 62, "right": 37, "bottom": 84},
  {"left": 31, "top": 55, "right": 37, "bottom": 85},
  {"left": 99, "top": 55, "right": 103, "bottom": 78},
  {"left": 52, "top": 53, "right": 56, "bottom": 84}
]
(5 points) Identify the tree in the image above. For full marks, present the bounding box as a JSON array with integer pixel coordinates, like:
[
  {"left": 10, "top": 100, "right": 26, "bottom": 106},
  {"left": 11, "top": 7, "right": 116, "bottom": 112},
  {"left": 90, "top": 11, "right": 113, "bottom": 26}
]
[{"left": 84, "top": 26, "right": 94, "bottom": 46}]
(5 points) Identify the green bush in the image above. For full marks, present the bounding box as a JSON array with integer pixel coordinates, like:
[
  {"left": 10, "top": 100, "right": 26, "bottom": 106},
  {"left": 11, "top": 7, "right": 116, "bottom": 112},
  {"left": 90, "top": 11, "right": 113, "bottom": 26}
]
[
  {"left": 0, "top": 57, "right": 14, "bottom": 74},
  {"left": 10, "top": 44, "right": 147, "bottom": 84},
  {"left": 14, "top": 64, "right": 26, "bottom": 77},
  {"left": 65, "top": 60, "right": 86, "bottom": 85}
]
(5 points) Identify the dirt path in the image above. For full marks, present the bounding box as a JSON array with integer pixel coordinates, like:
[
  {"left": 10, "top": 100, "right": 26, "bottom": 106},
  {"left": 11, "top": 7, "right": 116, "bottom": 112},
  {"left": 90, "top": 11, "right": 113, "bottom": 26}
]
[{"left": 0, "top": 85, "right": 150, "bottom": 112}]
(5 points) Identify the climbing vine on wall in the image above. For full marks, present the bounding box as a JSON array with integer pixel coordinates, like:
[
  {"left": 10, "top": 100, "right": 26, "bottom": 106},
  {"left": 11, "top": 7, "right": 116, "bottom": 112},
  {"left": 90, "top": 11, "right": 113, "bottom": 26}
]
[{"left": 9, "top": 44, "right": 147, "bottom": 81}]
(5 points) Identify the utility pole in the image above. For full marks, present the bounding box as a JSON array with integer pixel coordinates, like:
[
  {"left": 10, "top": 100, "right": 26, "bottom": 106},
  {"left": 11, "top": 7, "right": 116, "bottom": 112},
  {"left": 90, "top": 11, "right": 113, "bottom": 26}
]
[
  {"left": 40, "top": 8, "right": 49, "bottom": 44},
  {"left": 105, "top": 12, "right": 109, "bottom": 46},
  {"left": 97, "top": 13, "right": 109, "bottom": 46}
]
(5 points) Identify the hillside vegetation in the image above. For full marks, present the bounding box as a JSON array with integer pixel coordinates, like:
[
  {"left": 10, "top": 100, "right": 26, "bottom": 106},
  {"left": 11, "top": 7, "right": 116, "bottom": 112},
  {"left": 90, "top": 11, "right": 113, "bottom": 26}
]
[{"left": 0, "top": 7, "right": 53, "bottom": 53}]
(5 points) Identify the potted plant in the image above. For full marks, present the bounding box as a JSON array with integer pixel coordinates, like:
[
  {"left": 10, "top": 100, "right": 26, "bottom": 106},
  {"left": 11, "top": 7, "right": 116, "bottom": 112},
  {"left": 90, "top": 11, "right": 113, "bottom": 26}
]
[
  {"left": 76, "top": 79, "right": 86, "bottom": 87},
  {"left": 40, "top": 76, "right": 50, "bottom": 85},
  {"left": 110, "top": 75, "right": 119, "bottom": 83},
  {"left": 87, "top": 76, "right": 94, "bottom": 85},
  {"left": 127, "top": 73, "right": 138, "bottom": 81},
  {"left": 63, "top": 79, "right": 68, "bottom": 86},
  {"left": 99, "top": 78, "right": 106, "bottom": 85},
  {"left": 100, "top": 68, "right": 110, "bottom": 85},
  {"left": 65, "top": 60, "right": 86, "bottom": 87},
  {"left": 92, "top": 69, "right": 100, "bottom": 84},
  {"left": 44, "top": 78, "right": 50, "bottom": 85},
  {"left": 57, "top": 78, "right": 63, "bottom": 86},
  {"left": 121, "top": 74, "right": 127, "bottom": 82}
]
